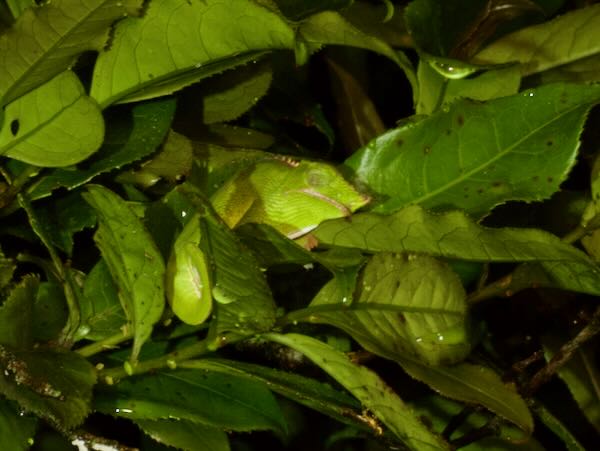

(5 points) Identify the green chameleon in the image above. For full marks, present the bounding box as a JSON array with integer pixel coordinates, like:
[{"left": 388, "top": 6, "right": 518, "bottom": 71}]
[{"left": 166, "top": 157, "right": 370, "bottom": 325}]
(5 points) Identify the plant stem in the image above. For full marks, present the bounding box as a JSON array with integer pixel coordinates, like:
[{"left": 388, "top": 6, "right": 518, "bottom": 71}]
[
  {"left": 76, "top": 332, "right": 134, "bottom": 358},
  {"left": 98, "top": 338, "right": 211, "bottom": 383}
]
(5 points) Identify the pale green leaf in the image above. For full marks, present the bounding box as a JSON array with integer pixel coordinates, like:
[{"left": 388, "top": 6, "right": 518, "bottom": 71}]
[
  {"left": 83, "top": 185, "right": 165, "bottom": 362},
  {"left": 27, "top": 98, "right": 176, "bottom": 200},
  {"left": 473, "top": 3, "right": 600, "bottom": 76},
  {"left": 292, "top": 253, "right": 470, "bottom": 366},
  {"left": 0, "top": 71, "right": 104, "bottom": 167},
  {"left": 5, "top": 0, "right": 34, "bottom": 20},
  {"left": 0, "top": 398, "right": 37, "bottom": 451},
  {"left": 398, "top": 359, "right": 534, "bottom": 433},
  {"left": 0, "top": 346, "right": 96, "bottom": 431},
  {"left": 345, "top": 83, "right": 600, "bottom": 218},
  {"left": 94, "top": 369, "right": 286, "bottom": 434},
  {"left": 0, "top": 0, "right": 142, "bottom": 106},
  {"left": 265, "top": 333, "right": 451, "bottom": 451},
  {"left": 542, "top": 336, "right": 600, "bottom": 432},
  {"left": 136, "top": 419, "right": 230, "bottom": 451},
  {"left": 536, "top": 54, "right": 600, "bottom": 84},
  {"left": 90, "top": 0, "right": 295, "bottom": 107}
]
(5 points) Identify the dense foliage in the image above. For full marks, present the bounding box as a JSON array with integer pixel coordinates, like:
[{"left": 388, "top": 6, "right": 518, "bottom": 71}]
[{"left": 0, "top": 0, "right": 598, "bottom": 449}]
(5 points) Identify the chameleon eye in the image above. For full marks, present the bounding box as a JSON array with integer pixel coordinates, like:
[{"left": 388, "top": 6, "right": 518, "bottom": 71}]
[{"left": 307, "top": 169, "right": 331, "bottom": 187}]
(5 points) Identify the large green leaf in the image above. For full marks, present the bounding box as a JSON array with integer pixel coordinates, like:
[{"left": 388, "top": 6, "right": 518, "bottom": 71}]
[
  {"left": 0, "top": 0, "right": 142, "bottom": 106},
  {"left": 345, "top": 83, "right": 600, "bottom": 218},
  {"left": 291, "top": 253, "right": 470, "bottom": 366},
  {"left": 83, "top": 185, "right": 165, "bottom": 362},
  {"left": 90, "top": 0, "right": 295, "bottom": 107},
  {"left": 0, "top": 398, "right": 37, "bottom": 451},
  {"left": 398, "top": 359, "right": 533, "bottom": 433},
  {"left": 136, "top": 419, "right": 230, "bottom": 451},
  {"left": 27, "top": 98, "right": 176, "bottom": 200},
  {"left": 0, "top": 71, "right": 104, "bottom": 167},
  {"left": 265, "top": 333, "right": 451, "bottom": 451},
  {"left": 94, "top": 369, "right": 286, "bottom": 434},
  {"left": 473, "top": 3, "right": 600, "bottom": 76},
  {"left": 313, "top": 205, "right": 600, "bottom": 295},
  {"left": 0, "top": 346, "right": 96, "bottom": 431}
]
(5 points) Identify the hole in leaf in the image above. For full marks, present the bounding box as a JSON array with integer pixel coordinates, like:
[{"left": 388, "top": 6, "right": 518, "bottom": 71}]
[{"left": 10, "top": 119, "right": 19, "bottom": 136}]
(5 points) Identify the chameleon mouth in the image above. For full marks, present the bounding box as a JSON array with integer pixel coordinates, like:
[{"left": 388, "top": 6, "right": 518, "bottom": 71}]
[{"left": 296, "top": 187, "right": 352, "bottom": 216}]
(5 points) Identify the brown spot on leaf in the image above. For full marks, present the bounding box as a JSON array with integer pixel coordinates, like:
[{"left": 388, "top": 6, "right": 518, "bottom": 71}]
[
  {"left": 492, "top": 181, "right": 503, "bottom": 187},
  {"left": 457, "top": 115, "right": 464, "bottom": 126},
  {"left": 445, "top": 129, "right": 451, "bottom": 135},
  {"left": 477, "top": 188, "right": 484, "bottom": 194},
  {"left": 532, "top": 175, "right": 539, "bottom": 182},
  {"left": 423, "top": 146, "right": 431, "bottom": 155},
  {"left": 546, "top": 140, "right": 554, "bottom": 146},
  {"left": 547, "top": 176, "right": 554, "bottom": 183},
  {"left": 397, "top": 313, "right": 406, "bottom": 323}
]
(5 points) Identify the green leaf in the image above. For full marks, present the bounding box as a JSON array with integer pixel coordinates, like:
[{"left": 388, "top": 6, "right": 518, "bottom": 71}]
[
  {"left": 83, "top": 185, "right": 165, "bottom": 362},
  {"left": 183, "top": 358, "right": 370, "bottom": 433},
  {"left": 292, "top": 253, "right": 470, "bottom": 366},
  {"left": 27, "top": 98, "right": 176, "bottom": 200},
  {"left": 0, "top": 275, "right": 38, "bottom": 348},
  {"left": 536, "top": 54, "right": 600, "bottom": 84},
  {"left": 0, "top": 0, "right": 142, "bottom": 106},
  {"left": 345, "top": 83, "right": 600, "bottom": 218},
  {"left": 77, "top": 259, "right": 126, "bottom": 342},
  {"left": 90, "top": 0, "right": 295, "bottom": 107},
  {"left": 542, "top": 336, "right": 600, "bottom": 432},
  {"left": 297, "top": 10, "right": 416, "bottom": 95},
  {"left": 4, "top": 0, "right": 35, "bottom": 20},
  {"left": 398, "top": 359, "right": 534, "bottom": 433},
  {"left": 265, "top": 333, "right": 451, "bottom": 451},
  {"left": 0, "top": 247, "right": 16, "bottom": 290},
  {"left": 274, "top": 0, "right": 352, "bottom": 20},
  {"left": 33, "top": 282, "right": 68, "bottom": 343},
  {"left": 33, "top": 192, "right": 97, "bottom": 256},
  {"left": 94, "top": 369, "right": 286, "bottom": 434},
  {"left": 198, "top": 58, "right": 273, "bottom": 124},
  {"left": 0, "top": 345, "right": 96, "bottom": 430},
  {"left": 473, "top": 3, "right": 600, "bottom": 76},
  {"left": 0, "top": 398, "right": 37, "bottom": 451},
  {"left": 0, "top": 71, "right": 104, "bottom": 167},
  {"left": 136, "top": 419, "right": 230, "bottom": 451}
]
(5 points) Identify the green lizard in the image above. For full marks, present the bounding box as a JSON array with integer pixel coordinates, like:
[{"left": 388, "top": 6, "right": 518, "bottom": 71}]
[{"left": 166, "top": 156, "right": 369, "bottom": 325}]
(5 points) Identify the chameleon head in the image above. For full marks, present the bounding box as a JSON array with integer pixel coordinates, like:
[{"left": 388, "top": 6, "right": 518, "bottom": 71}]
[{"left": 297, "top": 160, "right": 370, "bottom": 215}]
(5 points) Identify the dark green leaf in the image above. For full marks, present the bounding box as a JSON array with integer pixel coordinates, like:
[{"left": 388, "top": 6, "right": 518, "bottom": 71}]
[
  {"left": 136, "top": 418, "right": 230, "bottom": 451},
  {"left": 77, "top": 259, "right": 127, "bottom": 342},
  {"left": 0, "top": 398, "right": 37, "bottom": 451},
  {"left": 0, "top": 275, "right": 38, "bottom": 348},
  {"left": 531, "top": 401, "right": 586, "bottom": 451},
  {"left": 33, "top": 282, "right": 68, "bottom": 342},
  {"left": 95, "top": 369, "right": 286, "bottom": 434},
  {"left": 0, "top": 345, "right": 96, "bottom": 430}
]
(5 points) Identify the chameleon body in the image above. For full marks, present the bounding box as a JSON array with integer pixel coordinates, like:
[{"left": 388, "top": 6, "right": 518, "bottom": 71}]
[
  {"left": 210, "top": 157, "right": 370, "bottom": 238},
  {"left": 167, "top": 157, "right": 369, "bottom": 325}
]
